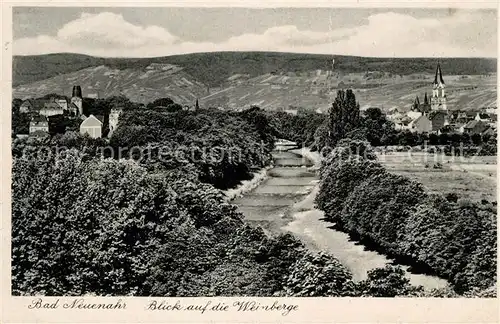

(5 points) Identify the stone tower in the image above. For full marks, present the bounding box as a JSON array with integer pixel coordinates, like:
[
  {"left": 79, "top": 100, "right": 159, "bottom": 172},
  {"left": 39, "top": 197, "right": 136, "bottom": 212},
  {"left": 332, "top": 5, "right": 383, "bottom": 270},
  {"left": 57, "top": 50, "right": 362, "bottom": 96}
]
[
  {"left": 431, "top": 63, "right": 447, "bottom": 111},
  {"left": 71, "top": 85, "right": 83, "bottom": 115},
  {"left": 109, "top": 108, "right": 122, "bottom": 132}
]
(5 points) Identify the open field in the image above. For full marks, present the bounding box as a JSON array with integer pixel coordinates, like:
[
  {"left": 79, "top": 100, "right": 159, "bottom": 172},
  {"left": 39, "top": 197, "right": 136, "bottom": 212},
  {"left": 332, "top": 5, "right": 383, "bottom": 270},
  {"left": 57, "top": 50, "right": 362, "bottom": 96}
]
[{"left": 377, "top": 152, "right": 497, "bottom": 202}]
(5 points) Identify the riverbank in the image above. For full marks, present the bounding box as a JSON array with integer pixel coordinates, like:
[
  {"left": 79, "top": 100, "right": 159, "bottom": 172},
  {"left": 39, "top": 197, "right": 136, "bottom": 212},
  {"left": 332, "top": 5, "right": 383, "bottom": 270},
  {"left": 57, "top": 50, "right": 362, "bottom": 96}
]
[{"left": 224, "top": 166, "right": 272, "bottom": 202}]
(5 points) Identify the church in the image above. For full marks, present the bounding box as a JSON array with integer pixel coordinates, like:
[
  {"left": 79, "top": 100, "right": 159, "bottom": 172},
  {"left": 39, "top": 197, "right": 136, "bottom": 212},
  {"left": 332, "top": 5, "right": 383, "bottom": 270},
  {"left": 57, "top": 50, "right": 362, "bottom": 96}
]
[
  {"left": 410, "top": 63, "right": 448, "bottom": 116},
  {"left": 397, "top": 63, "right": 450, "bottom": 133}
]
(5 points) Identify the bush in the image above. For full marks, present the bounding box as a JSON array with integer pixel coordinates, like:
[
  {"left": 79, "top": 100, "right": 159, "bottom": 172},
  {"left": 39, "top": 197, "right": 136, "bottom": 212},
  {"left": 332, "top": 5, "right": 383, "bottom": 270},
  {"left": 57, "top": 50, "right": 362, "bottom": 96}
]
[
  {"left": 355, "top": 265, "right": 423, "bottom": 297},
  {"left": 283, "top": 252, "right": 356, "bottom": 297}
]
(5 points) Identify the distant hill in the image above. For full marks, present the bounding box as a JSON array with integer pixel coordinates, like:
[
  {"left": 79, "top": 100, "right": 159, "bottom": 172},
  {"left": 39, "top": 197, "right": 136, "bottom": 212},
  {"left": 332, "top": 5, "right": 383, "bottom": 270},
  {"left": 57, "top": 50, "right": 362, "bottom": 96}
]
[
  {"left": 13, "top": 64, "right": 208, "bottom": 105},
  {"left": 12, "top": 52, "right": 497, "bottom": 111},
  {"left": 13, "top": 52, "right": 497, "bottom": 88}
]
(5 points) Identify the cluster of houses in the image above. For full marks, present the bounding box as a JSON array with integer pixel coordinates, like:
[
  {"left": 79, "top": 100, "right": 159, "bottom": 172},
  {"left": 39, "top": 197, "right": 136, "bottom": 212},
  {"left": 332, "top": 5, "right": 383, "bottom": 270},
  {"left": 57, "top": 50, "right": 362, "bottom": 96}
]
[
  {"left": 386, "top": 64, "right": 497, "bottom": 137},
  {"left": 21, "top": 86, "right": 122, "bottom": 139}
]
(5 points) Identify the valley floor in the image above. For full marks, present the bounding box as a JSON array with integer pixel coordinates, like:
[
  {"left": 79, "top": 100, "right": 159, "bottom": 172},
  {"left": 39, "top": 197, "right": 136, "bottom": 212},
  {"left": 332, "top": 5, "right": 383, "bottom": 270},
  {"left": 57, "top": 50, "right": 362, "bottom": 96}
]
[{"left": 233, "top": 147, "right": 449, "bottom": 290}]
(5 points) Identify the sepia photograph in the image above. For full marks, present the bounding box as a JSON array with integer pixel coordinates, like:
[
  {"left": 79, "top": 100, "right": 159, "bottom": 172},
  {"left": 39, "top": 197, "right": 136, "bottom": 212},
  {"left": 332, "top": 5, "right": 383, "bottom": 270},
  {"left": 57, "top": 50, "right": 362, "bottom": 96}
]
[{"left": 8, "top": 4, "right": 497, "bottom": 303}]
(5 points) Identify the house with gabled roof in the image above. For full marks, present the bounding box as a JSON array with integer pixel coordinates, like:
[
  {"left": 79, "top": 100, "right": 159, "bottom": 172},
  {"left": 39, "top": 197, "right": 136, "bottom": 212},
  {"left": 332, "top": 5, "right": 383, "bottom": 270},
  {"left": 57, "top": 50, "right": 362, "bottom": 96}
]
[
  {"left": 29, "top": 115, "right": 49, "bottom": 134},
  {"left": 463, "top": 120, "right": 489, "bottom": 135},
  {"left": 20, "top": 99, "right": 35, "bottom": 113},
  {"left": 80, "top": 114, "right": 103, "bottom": 138},
  {"left": 482, "top": 127, "right": 496, "bottom": 137},
  {"left": 429, "top": 110, "right": 449, "bottom": 132},
  {"left": 408, "top": 115, "right": 432, "bottom": 133},
  {"left": 40, "top": 101, "right": 64, "bottom": 117}
]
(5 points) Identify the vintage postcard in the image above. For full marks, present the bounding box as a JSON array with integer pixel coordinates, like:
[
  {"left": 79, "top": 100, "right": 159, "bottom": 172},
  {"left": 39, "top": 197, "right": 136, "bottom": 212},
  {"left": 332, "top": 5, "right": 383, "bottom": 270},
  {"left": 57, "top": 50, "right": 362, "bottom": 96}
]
[{"left": 1, "top": 1, "right": 498, "bottom": 323}]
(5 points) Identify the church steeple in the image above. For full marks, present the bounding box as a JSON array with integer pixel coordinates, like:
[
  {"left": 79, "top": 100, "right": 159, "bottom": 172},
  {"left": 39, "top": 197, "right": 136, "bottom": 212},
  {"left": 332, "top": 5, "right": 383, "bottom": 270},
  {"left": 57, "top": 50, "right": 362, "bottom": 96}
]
[
  {"left": 431, "top": 62, "right": 447, "bottom": 111},
  {"left": 433, "top": 63, "right": 445, "bottom": 87},
  {"left": 424, "top": 92, "right": 429, "bottom": 105},
  {"left": 412, "top": 95, "right": 420, "bottom": 110}
]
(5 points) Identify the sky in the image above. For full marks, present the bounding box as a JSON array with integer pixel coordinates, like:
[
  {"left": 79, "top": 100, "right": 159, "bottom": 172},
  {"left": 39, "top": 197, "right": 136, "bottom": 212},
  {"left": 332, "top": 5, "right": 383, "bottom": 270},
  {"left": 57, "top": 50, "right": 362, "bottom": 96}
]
[{"left": 13, "top": 7, "right": 498, "bottom": 58}]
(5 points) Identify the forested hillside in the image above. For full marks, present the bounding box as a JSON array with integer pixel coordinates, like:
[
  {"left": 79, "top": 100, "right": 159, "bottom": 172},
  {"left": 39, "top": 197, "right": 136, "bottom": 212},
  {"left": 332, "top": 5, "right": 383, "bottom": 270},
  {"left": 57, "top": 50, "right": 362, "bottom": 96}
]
[{"left": 13, "top": 52, "right": 497, "bottom": 87}]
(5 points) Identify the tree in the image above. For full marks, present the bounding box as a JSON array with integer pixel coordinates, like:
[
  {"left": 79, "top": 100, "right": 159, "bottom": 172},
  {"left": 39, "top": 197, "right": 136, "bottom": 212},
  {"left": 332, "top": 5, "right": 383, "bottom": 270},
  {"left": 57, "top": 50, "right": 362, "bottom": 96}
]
[
  {"left": 147, "top": 97, "right": 174, "bottom": 109},
  {"left": 361, "top": 108, "right": 396, "bottom": 146},
  {"left": 326, "top": 89, "right": 361, "bottom": 148},
  {"left": 283, "top": 252, "right": 356, "bottom": 296},
  {"left": 356, "top": 265, "right": 423, "bottom": 297},
  {"left": 12, "top": 99, "right": 30, "bottom": 136}
]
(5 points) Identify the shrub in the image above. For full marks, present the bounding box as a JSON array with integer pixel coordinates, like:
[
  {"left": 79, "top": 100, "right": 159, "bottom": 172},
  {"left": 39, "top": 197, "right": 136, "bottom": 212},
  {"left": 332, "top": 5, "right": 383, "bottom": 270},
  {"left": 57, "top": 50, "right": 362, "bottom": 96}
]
[
  {"left": 356, "top": 265, "right": 423, "bottom": 297},
  {"left": 283, "top": 252, "right": 356, "bottom": 297}
]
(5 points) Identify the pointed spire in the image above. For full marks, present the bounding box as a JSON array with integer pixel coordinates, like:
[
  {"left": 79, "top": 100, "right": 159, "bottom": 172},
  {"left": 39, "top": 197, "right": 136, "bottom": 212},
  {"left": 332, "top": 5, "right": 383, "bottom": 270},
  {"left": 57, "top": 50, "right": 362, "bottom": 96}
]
[
  {"left": 195, "top": 98, "right": 199, "bottom": 111},
  {"left": 424, "top": 92, "right": 429, "bottom": 105},
  {"left": 412, "top": 95, "right": 420, "bottom": 110},
  {"left": 433, "top": 63, "right": 445, "bottom": 85}
]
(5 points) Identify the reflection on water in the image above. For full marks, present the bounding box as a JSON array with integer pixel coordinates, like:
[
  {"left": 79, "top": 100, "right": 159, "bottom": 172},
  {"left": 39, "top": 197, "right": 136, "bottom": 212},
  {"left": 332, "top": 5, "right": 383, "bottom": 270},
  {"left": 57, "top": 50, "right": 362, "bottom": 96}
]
[{"left": 233, "top": 148, "right": 449, "bottom": 290}]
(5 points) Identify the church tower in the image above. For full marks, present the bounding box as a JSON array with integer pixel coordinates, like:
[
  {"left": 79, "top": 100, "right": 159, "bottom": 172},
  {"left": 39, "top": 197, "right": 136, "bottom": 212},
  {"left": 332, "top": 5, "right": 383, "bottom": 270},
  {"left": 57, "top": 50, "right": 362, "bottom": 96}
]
[
  {"left": 431, "top": 63, "right": 447, "bottom": 111},
  {"left": 71, "top": 85, "right": 83, "bottom": 115}
]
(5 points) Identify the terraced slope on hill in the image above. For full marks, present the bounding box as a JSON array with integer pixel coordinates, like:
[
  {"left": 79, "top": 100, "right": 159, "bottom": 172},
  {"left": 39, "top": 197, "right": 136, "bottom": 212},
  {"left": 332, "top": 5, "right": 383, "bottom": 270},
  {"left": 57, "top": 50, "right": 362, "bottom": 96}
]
[
  {"left": 13, "top": 52, "right": 497, "bottom": 111},
  {"left": 13, "top": 64, "right": 209, "bottom": 105},
  {"left": 201, "top": 72, "right": 497, "bottom": 112},
  {"left": 13, "top": 52, "right": 497, "bottom": 87}
]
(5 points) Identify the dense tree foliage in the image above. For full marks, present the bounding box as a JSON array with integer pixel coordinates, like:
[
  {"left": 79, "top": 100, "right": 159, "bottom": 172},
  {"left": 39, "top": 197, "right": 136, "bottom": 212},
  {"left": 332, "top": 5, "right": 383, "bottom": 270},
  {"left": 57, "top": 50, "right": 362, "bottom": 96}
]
[
  {"left": 266, "top": 110, "right": 325, "bottom": 148},
  {"left": 356, "top": 265, "right": 423, "bottom": 297},
  {"left": 13, "top": 148, "right": 415, "bottom": 297},
  {"left": 361, "top": 108, "right": 397, "bottom": 146},
  {"left": 316, "top": 138, "right": 497, "bottom": 295},
  {"left": 12, "top": 151, "right": 298, "bottom": 295},
  {"left": 109, "top": 107, "right": 275, "bottom": 189},
  {"left": 11, "top": 89, "right": 497, "bottom": 297}
]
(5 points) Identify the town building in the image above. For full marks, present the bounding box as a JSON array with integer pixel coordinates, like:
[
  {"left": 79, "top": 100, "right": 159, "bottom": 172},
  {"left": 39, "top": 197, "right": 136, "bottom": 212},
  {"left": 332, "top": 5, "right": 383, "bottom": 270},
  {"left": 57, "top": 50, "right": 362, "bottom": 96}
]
[
  {"left": 482, "top": 127, "right": 496, "bottom": 137},
  {"left": 67, "top": 102, "right": 80, "bottom": 116},
  {"left": 408, "top": 115, "right": 432, "bottom": 133},
  {"left": 55, "top": 98, "right": 68, "bottom": 110},
  {"left": 408, "top": 93, "right": 432, "bottom": 119},
  {"left": 80, "top": 114, "right": 103, "bottom": 138},
  {"left": 429, "top": 111, "right": 449, "bottom": 132},
  {"left": 475, "top": 112, "right": 493, "bottom": 123},
  {"left": 20, "top": 99, "right": 35, "bottom": 113},
  {"left": 463, "top": 120, "right": 489, "bottom": 135},
  {"left": 39, "top": 102, "right": 64, "bottom": 116},
  {"left": 29, "top": 115, "right": 49, "bottom": 134}
]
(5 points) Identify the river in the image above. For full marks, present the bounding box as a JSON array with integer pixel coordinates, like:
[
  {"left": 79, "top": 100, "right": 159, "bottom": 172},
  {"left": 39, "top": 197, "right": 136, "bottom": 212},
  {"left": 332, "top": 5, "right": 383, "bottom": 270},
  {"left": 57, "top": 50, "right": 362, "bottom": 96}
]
[{"left": 232, "top": 146, "right": 449, "bottom": 290}]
